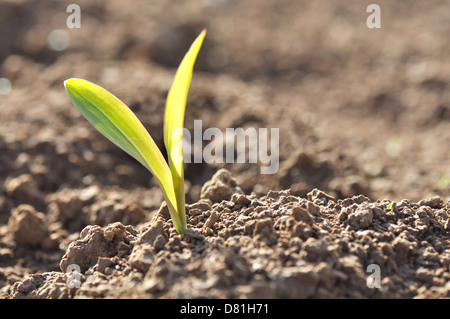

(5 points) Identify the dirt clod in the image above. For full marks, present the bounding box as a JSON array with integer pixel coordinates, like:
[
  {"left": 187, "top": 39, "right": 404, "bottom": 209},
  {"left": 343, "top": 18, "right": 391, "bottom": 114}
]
[
  {"left": 7, "top": 204, "right": 47, "bottom": 247},
  {"left": 347, "top": 207, "right": 374, "bottom": 230},
  {"left": 200, "top": 169, "right": 244, "bottom": 203},
  {"left": 60, "top": 222, "right": 137, "bottom": 273}
]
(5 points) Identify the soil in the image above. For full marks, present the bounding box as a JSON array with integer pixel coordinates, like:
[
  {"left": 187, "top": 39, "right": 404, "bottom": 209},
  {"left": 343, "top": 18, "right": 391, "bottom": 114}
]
[{"left": 0, "top": 0, "right": 449, "bottom": 299}]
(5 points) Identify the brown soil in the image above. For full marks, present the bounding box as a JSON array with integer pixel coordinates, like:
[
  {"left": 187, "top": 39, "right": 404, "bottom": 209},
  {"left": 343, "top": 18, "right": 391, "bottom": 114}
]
[{"left": 0, "top": 0, "right": 449, "bottom": 299}]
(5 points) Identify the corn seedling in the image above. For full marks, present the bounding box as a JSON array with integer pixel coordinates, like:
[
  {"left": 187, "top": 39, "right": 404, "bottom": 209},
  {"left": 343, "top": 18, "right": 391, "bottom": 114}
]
[{"left": 64, "top": 30, "right": 206, "bottom": 234}]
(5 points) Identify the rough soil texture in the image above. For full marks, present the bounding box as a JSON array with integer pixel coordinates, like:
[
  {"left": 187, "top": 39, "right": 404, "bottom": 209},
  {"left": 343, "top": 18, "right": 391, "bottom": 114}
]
[{"left": 0, "top": 0, "right": 449, "bottom": 299}]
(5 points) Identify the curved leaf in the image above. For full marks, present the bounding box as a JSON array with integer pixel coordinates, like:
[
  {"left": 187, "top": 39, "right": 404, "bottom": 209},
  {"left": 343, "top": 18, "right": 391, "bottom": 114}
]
[
  {"left": 64, "top": 78, "right": 183, "bottom": 232},
  {"left": 164, "top": 29, "right": 206, "bottom": 230}
]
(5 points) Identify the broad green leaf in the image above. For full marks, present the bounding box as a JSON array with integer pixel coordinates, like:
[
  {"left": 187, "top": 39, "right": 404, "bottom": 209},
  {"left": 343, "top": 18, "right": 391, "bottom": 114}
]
[
  {"left": 164, "top": 29, "right": 206, "bottom": 230},
  {"left": 64, "top": 78, "right": 183, "bottom": 232}
]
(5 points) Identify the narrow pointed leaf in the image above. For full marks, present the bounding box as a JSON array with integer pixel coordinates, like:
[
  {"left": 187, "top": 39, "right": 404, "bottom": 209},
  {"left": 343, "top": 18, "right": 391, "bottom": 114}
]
[
  {"left": 164, "top": 29, "right": 206, "bottom": 231},
  {"left": 64, "top": 78, "right": 183, "bottom": 232}
]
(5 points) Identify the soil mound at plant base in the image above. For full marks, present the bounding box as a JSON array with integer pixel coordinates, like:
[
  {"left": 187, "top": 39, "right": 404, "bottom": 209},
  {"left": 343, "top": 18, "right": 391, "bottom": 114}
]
[{"left": 5, "top": 170, "right": 450, "bottom": 299}]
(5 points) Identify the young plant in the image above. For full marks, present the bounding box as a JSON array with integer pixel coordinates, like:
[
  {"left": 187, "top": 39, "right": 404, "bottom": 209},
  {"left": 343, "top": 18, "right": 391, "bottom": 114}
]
[{"left": 64, "top": 30, "right": 206, "bottom": 234}]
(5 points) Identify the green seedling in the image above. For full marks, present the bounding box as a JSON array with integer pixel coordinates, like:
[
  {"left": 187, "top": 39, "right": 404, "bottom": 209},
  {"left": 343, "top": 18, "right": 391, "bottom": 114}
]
[
  {"left": 438, "top": 174, "right": 450, "bottom": 189},
  {"left": 64, "top": 30, "right": 206, "bottom": 234}
]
